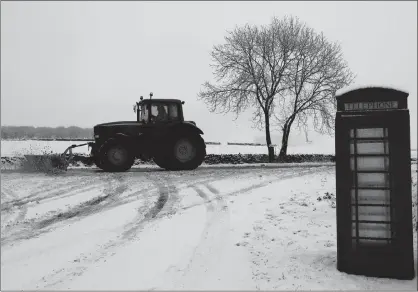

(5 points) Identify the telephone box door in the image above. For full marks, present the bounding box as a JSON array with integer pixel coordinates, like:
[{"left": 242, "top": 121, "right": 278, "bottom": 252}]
[{"left": 336, "top": 112, "right": 414, "bottom": 279}]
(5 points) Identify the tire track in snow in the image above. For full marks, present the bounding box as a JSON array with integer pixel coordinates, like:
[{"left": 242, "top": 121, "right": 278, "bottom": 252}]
[
  {"left": 3, "top": 168, "right": 308, "bottom": 289},
  {"left": 0, "top": 170, "right": 235, "bottom": 246},
  {"left": 171, "top": 182, "right": 230, "bottom": 289},
  {"left": 1, "top": 188, "right": 17, "bottom": 203},
  {"left": 0, "top": 177, "right": 112, "bottom": 244},
  {"left": 1, "top": 174, "right": 129, "bottom": 246},
  {"left": 36, "top": 176, "right": 129, "bottom": 230},
  {"left": 40, "top": 172, "right": 244, "bottom": 289},
  {"left": 178, "top": 167, "right": 320, "bottom": 213},
  {"left": 1, "top": 177, "right": 107, "bottom": 212},
  {"left": 118, "top": 174, "right": 176, "bottom": 241},
  {"left": 40, "top": 174, "right": 173, "bottom": 288},
  {"left": 163, "top": 167, "right": 324, "bottom": 289},
  {"left": 1, "top": 176, "right": 82, "bottom": 206},
  {"left": 226, "top": 168, "right": 319, "bottom": 198},
  {"left": 1, "top": 190, "right": 14, "bottom": 229},
  {"left": 4, "top": 171, "right": 196, "bottom": 248},
  {"left": 41, "top": 173, "right": 238, "bottom": 288},
  {"left": 192, "top": 186, "right": 215, "bottom": 212},
  {"left": 1, "top": 186, "right": 28, "bottom": 237},
  {"left": 32, "top": 177, "right": 108, "bottom": 203},
  {"left": 1, "top": 187, "right": 26, "bottom": 237},
  {"left": 26, "top": 176, "right": 87, "bottom": 197}
]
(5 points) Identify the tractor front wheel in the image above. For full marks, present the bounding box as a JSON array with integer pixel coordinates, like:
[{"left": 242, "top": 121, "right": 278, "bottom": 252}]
[{"left": 99, "top": 141, "right": 134, "bottom": 172}]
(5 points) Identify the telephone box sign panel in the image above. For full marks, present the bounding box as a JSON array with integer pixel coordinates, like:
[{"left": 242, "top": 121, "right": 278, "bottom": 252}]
[
  {"left": 344, "top": 101, "right": 399, "bottom": 111},
  {"left": 336, "top": 87, "right": 408, "bottom": 112}
]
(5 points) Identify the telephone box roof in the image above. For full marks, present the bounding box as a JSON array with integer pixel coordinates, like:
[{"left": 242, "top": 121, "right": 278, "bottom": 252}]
[{"left": 335, "top": 86, "right": 409, "bottom": 103}]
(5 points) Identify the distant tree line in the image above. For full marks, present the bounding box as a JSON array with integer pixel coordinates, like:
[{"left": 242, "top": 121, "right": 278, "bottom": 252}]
[{"left": 1, "top": 126, "right": 94, "bottom": 140}]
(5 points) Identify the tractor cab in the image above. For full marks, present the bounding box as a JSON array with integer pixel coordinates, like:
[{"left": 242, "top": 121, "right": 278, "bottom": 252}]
[{"left": 133, "top": 93, "right": 185, "bottom": 124}]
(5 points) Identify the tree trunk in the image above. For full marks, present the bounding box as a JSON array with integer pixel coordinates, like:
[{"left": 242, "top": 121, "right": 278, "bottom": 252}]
[
  {"left": 264, "top": 112, "right": 275, "bottom": 163},
  {"left": 279, "top": 118, "right": 295, "bottom": 159}
]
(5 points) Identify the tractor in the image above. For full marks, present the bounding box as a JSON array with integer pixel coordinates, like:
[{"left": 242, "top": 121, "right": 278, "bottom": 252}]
[{"left": 62, "top": 93, "right": 206, "bottom": 172}]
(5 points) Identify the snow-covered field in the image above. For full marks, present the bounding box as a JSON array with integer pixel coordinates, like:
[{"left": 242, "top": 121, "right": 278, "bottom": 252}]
[
  {"left": 0, "top": 140, "right": 338, "bottom": 156},
  {"left": 1, "top": 164, "right": 417, "bottom": 290}
]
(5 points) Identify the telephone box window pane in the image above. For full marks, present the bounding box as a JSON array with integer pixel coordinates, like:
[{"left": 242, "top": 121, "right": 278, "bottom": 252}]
[
  {"left": 352, "top": 238, "right": 390, "bottom": 248},
  {"left": 350, "top": 156, "right": 390, "bottom": 171},
  {"left": 352, "top": 222, "right": 391, "bottom": 239},
  {"left": 356, "top": 173, "right": 389, "bottom": 188},
  {"left": 351, "top": 189, "right": 391, "bottom": 205},
  {"left": 350, "top": 141, "right": 389, "bottom": 155},
  {"left": 356, "top": 128, "right": 386, "bottom": 138},
  {"left": 352, "top": 206, "right": 391, "bottom": 221}
]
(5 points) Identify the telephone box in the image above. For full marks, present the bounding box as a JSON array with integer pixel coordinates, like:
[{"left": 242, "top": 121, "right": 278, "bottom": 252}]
[{"left": 335, "top": 87, "right": 415, "bottom": 280}]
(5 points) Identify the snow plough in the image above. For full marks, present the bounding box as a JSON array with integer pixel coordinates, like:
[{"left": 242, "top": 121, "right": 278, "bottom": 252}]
[
  {"left": 29, "top": 93, "right": 206, "bottom": 172},
  {"left": 23, "top": 142, "right": 91, "bottom": 172}
]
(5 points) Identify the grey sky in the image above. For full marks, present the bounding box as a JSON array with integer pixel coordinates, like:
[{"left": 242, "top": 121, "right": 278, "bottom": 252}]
[{"left": 1, "top": 1, "right": 417, "bottom": 147}]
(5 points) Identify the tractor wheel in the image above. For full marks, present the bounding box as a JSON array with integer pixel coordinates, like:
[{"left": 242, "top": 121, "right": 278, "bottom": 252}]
[
  {"left": 99, "top": 140, "right": 134, "bottom": 172},
  {"left": 166, "top": 134, "right": 206, "bottom": 171}
]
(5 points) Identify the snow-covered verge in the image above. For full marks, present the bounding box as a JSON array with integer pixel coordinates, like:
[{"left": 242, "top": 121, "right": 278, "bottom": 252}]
[
  {"left": 0, "top": 154, "right": 338, "bottom": 172},
  {"left": 0, "top": 139, "right": 335, "bottom": 156},
  {"left": 1, "top": 165, "right": 416, "bottom": 290}
]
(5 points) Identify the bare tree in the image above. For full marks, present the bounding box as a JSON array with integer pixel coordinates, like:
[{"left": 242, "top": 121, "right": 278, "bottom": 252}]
[
  {"left": 198, "top": 17, "right": 298, "bottom": 162},
  {"left": 198, "top": 15, "right": 354, "bottom": 161},
  {"left": 273, "top": 19, "right": 355, "bottom": 158}
]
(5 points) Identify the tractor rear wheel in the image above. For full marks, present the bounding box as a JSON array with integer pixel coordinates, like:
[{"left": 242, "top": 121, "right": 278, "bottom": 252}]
[
  {"left": 166, "top": 134, "right": 206, "bottom": 171},
  {"left": 99, "top": 140, "right": 134, "bottom": 172}
]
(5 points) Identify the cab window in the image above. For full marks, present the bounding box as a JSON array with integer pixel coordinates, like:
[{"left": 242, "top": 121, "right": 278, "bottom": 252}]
[
  {"left": 151, "top": 104, "right": 169, "bottom": 122},
  {"left": 168, "top": 104, "right": 179, "bottom": 120},
  {"left": 140, "top": 105, "right": 149, "bottom": 122}
]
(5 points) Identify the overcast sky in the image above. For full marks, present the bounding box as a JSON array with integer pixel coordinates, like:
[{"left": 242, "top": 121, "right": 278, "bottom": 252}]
[{"left": 1, "top": 1, "right": 417, "bottom": 147}]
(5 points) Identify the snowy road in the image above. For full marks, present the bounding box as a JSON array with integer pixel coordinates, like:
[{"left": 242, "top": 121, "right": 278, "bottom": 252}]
[{"left": 1, "top": 165, "right": 417, "bottom": 290}]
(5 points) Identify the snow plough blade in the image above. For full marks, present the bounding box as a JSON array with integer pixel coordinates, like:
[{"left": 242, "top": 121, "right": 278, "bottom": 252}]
[{"left": 23, "top": 143, "right": 91, "bottom": 172}]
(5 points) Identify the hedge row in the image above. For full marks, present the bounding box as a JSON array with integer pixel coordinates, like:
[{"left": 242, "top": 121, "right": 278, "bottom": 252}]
[
  {"left": 203, "top": 154, "right": 335, "bottom": 164},
  {"left": 64, "top": 153, "right": 337, "bottom": 165}
]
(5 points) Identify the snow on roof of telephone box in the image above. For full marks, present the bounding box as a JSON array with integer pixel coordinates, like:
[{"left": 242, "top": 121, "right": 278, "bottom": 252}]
[
  {"left": 335, "top": 84, "right": 409, "bottom": 98},
  {"left": 335, "top": 84, "right": 410, "bottom": 109}
]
